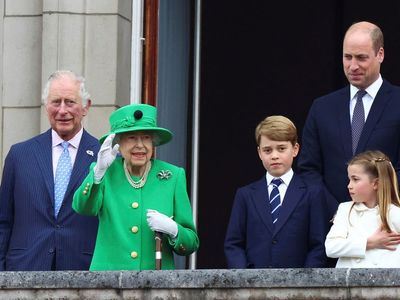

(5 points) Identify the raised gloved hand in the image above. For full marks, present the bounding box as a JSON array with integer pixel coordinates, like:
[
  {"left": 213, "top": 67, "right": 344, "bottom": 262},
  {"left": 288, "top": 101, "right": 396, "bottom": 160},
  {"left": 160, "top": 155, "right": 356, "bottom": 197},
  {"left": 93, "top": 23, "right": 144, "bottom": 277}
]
[
  {"left": 93, "top": 133, "right": 120, "bottom": 184},
  {"left": 147, "top": 209, "right": 178, "bottom": 238}
]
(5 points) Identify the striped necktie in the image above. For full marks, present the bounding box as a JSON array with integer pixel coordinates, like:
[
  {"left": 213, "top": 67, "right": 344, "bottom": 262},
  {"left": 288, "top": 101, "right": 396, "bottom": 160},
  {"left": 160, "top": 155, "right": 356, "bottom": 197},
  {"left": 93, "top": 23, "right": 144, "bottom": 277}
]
[{"left": 270, "top": 178, "right": 282, "bottom": 225}]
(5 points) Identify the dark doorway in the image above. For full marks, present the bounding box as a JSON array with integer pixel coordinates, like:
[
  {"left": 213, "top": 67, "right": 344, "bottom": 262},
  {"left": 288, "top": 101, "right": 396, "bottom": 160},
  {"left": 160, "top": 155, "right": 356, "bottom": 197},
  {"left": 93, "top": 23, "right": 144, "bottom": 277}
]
[{"left": 197, "top": 0, "right": 400, "bottom": 268}]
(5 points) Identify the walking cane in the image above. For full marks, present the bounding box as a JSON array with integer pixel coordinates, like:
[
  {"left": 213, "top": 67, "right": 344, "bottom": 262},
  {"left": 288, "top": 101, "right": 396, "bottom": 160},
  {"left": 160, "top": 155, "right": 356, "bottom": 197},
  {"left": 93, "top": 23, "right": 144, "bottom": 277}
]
[{"left": 155, "top": 231, "right": 163, "bottom": 270}]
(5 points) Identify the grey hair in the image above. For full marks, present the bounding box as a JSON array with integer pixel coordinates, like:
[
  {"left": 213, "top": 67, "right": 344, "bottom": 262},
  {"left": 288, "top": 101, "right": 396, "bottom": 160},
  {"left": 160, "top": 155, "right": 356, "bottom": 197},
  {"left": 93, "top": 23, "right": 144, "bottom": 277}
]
[{"left": 42, "top": 70, "right": 91, "bottom": 105}]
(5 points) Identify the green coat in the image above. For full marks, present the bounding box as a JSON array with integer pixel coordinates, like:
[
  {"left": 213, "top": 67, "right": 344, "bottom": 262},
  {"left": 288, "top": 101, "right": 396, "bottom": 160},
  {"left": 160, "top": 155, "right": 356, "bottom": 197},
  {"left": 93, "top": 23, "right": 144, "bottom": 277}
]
[{"left": 72, "top": 158, "right": 199, "bottom": 270}]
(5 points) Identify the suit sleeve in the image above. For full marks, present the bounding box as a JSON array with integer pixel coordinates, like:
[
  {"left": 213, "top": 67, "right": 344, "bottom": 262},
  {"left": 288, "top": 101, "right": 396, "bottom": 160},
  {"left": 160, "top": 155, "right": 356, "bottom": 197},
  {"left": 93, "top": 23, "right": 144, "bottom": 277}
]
[
  {"left": 168, "top": 167, "right": 199, "bottom": 255},
  {"left": 298, "top": 101, "right": 339, "bottom": 219},
  {"left": 224, "top": 188, "right": 248, "bottom": 268},
  {"left": 298, "top": 101, "right": 325, "bottom": 183},
  {"left": 304, "top": 185, "right": 329, "bottom": 267},
  {"left": 0, "top": 148, "right": 16, "bottom": 270},
  {"left": 72, "top": 162, "right": 104, "bottom": 216},
  {"left": 325, "top": 203, "right": 366, "bottom": 258}
]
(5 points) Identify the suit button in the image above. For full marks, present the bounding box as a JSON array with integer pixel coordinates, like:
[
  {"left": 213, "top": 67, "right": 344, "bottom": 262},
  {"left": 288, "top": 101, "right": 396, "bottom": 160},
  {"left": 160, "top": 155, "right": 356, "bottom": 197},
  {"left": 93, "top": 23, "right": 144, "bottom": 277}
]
[
  {"left": 131, "top": 251, "right": 138, "bottom": 259},
  {"left": 132, "top": 202, "right": 139, "bottom": 209},
  {"left": 272, "top": 240, "right": 277, "bottom": 244},
  {"left": 131, "top": 226, "right": 139, "bottom": 233},
  {"left": 49, "top": 248, "right": 54, "bottom": 253}
]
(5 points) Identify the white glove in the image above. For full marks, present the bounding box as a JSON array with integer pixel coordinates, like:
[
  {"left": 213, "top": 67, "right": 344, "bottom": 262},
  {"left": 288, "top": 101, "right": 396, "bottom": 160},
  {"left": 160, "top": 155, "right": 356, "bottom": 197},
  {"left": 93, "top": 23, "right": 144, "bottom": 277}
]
[
  {"left": 147, "top": 209, "right": 178, "bottom": 238},
  {"left": 93, "top": 133, "right": 120, "bottom": 184}
]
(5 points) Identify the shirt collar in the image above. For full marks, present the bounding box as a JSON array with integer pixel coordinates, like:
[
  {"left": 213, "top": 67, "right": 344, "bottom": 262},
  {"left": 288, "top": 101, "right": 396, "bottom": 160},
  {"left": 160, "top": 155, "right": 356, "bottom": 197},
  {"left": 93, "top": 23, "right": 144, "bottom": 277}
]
[
  {"left": 51, "top": 128, "right": 83, "bottom": 149},
  {"left": 353, "top": 202, "right": 379, "bottom": 213},
  {"left": 266, "top": 168, "right": 294, "bottom": 186},
  {"left": 350, "top": 74, "right": 383, "bottom": 100}
]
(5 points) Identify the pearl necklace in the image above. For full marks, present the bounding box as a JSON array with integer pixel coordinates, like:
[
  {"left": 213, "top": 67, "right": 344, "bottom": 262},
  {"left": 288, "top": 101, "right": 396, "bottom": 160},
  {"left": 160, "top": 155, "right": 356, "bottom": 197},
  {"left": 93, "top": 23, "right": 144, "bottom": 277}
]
[{"left": 124, "top": 160, "right": 152, "bottom": 189}]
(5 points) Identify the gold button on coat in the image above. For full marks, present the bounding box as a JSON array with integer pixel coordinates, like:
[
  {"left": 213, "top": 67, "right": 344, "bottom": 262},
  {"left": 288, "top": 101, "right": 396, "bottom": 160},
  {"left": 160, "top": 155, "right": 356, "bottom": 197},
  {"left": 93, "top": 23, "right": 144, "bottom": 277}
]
[
  {"left": 132, "top": 202, "right": 139, "bottom": 209},
  {"left": 131, "top": 226, "right": 139, "bottom": 233},
  {"left": 131, "top": 251, "right": 138, "bottom": 258}
]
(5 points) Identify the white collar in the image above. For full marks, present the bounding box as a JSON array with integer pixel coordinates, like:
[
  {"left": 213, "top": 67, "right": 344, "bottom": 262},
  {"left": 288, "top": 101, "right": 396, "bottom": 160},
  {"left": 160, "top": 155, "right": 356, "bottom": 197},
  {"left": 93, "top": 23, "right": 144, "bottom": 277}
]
[
  {"left": 51, "top": 128, "right": 83, "bottom": 149},
  {"left": 350, "top": 74, "right": 383, "bottom": 100},
  {"left": 353, "top": 202, "right": 379, "bottom": 213},
  {"left": 266, "top": 168, "right": 294, "bottom": 186}
]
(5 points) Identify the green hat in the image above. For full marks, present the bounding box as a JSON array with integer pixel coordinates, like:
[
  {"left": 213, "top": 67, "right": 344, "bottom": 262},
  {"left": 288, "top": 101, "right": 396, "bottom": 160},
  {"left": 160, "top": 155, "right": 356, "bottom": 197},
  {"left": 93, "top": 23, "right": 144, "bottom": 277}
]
[{"left": 99, "top": 104, "right": 173, "bottom": 146}]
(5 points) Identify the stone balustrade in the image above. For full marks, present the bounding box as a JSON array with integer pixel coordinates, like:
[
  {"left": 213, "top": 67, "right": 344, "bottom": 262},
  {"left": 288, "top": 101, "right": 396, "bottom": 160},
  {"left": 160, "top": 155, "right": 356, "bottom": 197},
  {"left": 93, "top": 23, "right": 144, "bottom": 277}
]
[{"left": 0, "top": 268, "right": 399, "bottom": 299}]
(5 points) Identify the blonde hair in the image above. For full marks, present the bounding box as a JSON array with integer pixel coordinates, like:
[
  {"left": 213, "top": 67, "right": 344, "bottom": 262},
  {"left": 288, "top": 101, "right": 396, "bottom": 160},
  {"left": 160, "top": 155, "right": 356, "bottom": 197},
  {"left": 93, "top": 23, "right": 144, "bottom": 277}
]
[
  {"left": 348, "top": 150, "right": 400, "bottom": 232},
  {"left": 255, "top": 115, "right": 298, "bottom": 146}
]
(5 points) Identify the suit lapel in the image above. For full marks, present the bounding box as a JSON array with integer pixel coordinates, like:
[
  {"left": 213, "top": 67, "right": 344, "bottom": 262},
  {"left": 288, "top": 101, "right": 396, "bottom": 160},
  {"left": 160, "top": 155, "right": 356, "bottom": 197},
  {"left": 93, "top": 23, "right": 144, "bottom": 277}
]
[
  {"left": 337, "top": 87, "right": 353, "bottom": 158},
  {"left": 33, "top": 130, "right": 54, "bottom": 200},
  {"left": 273, "top": 175, "right": 306, "bottom": 235},
  {"left": 250, "top": 177, "right": 274, "bottom": 233},
  {"left": 64, "top": 130, "right": 98, "bottom": 202},
  {"left": 357, "top": 80, "right": 392, "bottom": 153}
]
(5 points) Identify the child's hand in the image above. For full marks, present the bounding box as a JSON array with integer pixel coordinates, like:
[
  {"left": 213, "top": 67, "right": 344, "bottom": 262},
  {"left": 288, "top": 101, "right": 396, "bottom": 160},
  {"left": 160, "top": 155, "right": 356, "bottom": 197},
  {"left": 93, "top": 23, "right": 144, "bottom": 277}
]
[{"left": 366, "top": 227, "right": 400, "bottom": 250}]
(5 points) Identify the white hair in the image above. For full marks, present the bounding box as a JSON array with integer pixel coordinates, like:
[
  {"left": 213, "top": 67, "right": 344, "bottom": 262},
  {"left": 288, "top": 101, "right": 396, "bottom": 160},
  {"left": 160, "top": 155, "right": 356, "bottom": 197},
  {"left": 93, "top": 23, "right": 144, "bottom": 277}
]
[{"left": 42, "top": 70, "right": 91, "bottom": 105}]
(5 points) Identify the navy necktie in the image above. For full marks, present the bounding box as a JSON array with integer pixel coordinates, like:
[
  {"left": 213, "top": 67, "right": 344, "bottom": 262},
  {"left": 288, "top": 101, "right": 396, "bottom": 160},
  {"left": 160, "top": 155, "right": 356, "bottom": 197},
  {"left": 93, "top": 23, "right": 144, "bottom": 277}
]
[
  {"left": 352, "top": 90, "right": 367, "bottom": 154},
  {"left": 269, "top": 178, "right": 282, "bottom": 225},
  {"left": 54, "top": 141, "right": 72, "bottom": 217}
]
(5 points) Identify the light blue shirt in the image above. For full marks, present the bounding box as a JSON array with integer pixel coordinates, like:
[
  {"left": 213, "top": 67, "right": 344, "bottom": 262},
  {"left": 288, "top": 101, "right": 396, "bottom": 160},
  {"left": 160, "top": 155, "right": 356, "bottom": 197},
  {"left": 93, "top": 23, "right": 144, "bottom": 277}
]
[{"left": 51, "top": 128, "right": 83, "bottom": 178}]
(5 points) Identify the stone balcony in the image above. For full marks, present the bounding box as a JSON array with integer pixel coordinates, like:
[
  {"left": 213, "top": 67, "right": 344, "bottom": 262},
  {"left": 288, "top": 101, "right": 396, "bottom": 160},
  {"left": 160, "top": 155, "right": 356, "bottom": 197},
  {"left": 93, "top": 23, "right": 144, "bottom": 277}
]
[{"left": 0, "top": 268, "right": 399, "bottom": 299}]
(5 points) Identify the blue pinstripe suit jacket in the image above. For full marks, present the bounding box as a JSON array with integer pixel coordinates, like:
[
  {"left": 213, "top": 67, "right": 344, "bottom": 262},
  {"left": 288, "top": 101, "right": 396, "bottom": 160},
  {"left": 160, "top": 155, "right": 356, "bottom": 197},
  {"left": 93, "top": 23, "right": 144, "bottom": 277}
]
[{"left": 0, "top": 129, "right": 100, "bottom": 270}]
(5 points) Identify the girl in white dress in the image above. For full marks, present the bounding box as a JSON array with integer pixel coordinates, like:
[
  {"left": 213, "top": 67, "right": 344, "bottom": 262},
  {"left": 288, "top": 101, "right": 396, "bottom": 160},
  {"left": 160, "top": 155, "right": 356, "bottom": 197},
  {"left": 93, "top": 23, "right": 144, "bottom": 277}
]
[{"left": 325, "top": 150, "right": 400, "bottom": 268}]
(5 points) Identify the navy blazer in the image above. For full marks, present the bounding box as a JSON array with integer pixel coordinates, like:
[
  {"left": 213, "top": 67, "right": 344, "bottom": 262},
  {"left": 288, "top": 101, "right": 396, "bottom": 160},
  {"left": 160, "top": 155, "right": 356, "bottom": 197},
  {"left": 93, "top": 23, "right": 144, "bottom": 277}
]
[
  {"left": 0, "top": 129, "right": 100, "bottom": 271},
  {"left": 298, "top": 80, "right": 400, "bottom": 209},
  {"left": 224, "top": 174, "right": 328, "bottom": 268}
]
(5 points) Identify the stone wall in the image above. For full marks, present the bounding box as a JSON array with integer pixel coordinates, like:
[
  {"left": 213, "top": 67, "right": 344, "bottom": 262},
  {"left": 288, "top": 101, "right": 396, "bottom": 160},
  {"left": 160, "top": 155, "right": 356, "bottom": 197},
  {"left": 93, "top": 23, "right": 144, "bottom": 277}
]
[
  {"left": 0, "top": 0, "right": 132, "bottom": 170},
  {"left": 0, "top": 268, "right": 399, "bottom": 299}
]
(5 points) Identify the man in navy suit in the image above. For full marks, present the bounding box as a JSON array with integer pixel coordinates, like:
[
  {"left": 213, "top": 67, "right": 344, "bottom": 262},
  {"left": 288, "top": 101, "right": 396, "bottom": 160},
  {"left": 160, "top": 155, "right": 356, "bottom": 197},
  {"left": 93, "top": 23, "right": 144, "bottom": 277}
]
[
  {"left": 0, "top": 70, "right": 99, "bottom": 270},
  {"left": 224, "top": 116, "right": 328, "bottom": 268},
  {"left": 298, "top": 21, "right": 400, "bottom": 212}
]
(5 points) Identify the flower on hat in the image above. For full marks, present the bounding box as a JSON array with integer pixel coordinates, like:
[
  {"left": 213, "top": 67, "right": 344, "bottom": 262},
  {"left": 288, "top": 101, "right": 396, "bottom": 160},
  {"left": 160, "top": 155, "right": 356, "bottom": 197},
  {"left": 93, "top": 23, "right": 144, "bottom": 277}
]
[{"left": 157, "top": 170, "right": 172, "bottom": 180}]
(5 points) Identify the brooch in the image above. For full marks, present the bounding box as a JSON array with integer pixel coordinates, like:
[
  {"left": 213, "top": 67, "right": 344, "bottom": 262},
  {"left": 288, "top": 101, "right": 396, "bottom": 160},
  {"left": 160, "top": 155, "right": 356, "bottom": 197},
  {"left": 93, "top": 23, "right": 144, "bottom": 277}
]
[{"left": 157, "top": 170, "right": 172, "bottom": 180}]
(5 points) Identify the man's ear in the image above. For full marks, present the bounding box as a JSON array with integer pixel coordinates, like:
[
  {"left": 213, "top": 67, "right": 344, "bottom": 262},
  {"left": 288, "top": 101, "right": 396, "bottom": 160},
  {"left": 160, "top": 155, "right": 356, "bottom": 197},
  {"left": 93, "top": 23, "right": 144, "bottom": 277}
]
[{"left": 83, "top": 99, "right": 92, "bottom": 116}]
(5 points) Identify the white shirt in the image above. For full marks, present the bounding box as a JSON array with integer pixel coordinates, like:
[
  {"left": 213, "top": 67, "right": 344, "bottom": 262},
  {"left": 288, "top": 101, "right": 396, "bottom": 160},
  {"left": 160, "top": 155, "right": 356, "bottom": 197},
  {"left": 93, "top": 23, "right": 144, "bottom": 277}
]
[
  {"left": 349, "top": 74, "right": 383, "bottom": 122},
  {"left": 51, "top": 128, "right": 83, "bottom": 178},
  {"left": 325, "top": 201, "right": 400, "bottom": 268},
  {"left": 266, "top": 169, "right": 294, "bottom": 204}
]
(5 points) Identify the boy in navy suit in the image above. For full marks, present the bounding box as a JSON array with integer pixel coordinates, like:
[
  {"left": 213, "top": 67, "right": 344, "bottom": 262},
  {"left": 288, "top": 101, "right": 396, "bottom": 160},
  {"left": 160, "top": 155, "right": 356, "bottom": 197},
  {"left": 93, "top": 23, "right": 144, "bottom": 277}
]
[{"left": 224, "top": 115, "right": 329, "bottom": 268}]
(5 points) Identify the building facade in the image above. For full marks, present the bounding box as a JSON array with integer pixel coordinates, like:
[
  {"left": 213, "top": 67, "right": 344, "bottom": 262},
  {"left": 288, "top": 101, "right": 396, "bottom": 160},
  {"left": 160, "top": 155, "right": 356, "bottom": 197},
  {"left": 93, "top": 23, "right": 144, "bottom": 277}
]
[{"left": 0, "top": 0, "right": 133, "bottom": 169}]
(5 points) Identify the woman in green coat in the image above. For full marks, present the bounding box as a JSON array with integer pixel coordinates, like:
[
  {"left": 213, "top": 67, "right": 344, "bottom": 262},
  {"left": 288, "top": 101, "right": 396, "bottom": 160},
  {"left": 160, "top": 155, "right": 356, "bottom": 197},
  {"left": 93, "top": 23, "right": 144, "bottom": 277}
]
[{"left": 72, "top": 104, "right": 199, "bottom": 270}]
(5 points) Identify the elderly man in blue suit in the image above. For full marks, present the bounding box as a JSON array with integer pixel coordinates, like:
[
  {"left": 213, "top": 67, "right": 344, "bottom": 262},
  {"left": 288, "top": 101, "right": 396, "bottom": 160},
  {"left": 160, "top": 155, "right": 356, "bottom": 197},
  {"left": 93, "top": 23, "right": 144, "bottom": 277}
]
[
  {"left": 0, "top": 70, "right": 99, "bottom": 270},
  {"left": 299, "top": 21, "right": 400, "bottom": 215}
]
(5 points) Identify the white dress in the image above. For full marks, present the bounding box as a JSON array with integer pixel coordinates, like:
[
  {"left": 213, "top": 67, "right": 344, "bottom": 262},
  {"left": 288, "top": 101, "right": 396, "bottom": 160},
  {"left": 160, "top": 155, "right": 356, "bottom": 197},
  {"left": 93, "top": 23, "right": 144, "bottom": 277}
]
[{"left": 325, "top": 201, "right": 400, "bottom": 268}]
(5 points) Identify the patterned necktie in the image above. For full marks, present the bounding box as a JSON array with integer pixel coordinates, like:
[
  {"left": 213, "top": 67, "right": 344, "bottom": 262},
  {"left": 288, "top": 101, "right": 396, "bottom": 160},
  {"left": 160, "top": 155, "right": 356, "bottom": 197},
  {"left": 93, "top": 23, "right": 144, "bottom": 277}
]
[
  {"left": 54, "top": 141, "right": 72, "bottom": 217},
  {"left": 351, "top": 90, "right": 367, "bottom": 154},
  {"left": 269, "top": 178, "right": 282, "bottom": 225}
]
